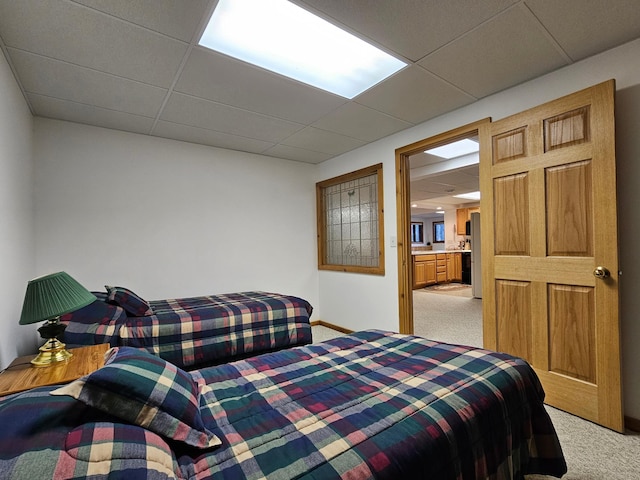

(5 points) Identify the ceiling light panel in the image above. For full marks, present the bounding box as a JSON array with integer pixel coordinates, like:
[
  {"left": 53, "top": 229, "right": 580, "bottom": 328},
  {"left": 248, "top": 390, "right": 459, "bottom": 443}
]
[
  {"left": 454, "top": 191, "right": 481, "bottom": 200},
  {"left": 199, "top": 0, "right": 407, "bottom": 99},
  {"left": 425, "top": 138, "right": 479, "bottom": 159}
]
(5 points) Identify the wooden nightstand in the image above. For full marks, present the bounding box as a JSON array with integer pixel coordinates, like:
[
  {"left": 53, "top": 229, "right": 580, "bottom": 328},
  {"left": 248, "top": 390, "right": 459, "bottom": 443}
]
[{"left": 0, "top": 343, "right": 110, "bottom": 396}]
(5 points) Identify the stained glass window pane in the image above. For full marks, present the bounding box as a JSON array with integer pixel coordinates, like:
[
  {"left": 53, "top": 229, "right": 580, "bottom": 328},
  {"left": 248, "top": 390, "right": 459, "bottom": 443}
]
[{"left": 317, "top": 164, "right": 383, "bottom": 274}]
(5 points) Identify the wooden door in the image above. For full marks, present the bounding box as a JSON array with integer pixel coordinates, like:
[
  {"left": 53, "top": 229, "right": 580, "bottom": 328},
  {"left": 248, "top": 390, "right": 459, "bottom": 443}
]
[{"left": 479, "top": 80, "right": 623, "bottom": 431}]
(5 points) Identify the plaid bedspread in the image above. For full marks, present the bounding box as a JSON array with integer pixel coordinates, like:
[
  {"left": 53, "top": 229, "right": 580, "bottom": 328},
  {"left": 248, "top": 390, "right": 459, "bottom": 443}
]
[
  {"left": 63, "top": 291, "right": 313, "bottom": 368},
  {"left": 0, "top": 330, "right": 566, "bottom": 479}
]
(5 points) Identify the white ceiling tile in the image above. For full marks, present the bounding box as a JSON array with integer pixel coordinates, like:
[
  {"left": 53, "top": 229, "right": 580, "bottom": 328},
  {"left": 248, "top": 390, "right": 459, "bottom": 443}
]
[
  {"left": 0, "top": 0, "right": 188, "bottom": 87},
  {"left": 297, "top": 0, "right": 519, "bottom": 61},
  {"left": 311, "top": 102, "right": 412, "bottom": 142},
  {"left": 410, "top": 165, "right": 480, "bottom": 202},
  {"left": 160, "top": 93, "right": 303, "bottom": 143},
  {"left": 72, "top": 0, "right": 211, "bottom": 42},
  {"left": 525, "top": 0, "right": 640, "bottom": 61},
  {"left": 1, "top": 0, "right": 638, "bottom": 164},
  {"left": 28, "top": 93, "right": 155, "bottom": 134},
  {"left": 419, "top": 5, "right": 569, "bottom": 98},
  {"left": 280, "top": 127, "right": 366, "bottom": 156},
  {"left": 263, "top": 144, "right": 333, "bottom": 164},
  {"left": 175, "top": 47, "right": 347, "bottom": 124},
  {"left": 153, "top": 121, "right": 274, "bottom": 154},
  {"left": 356, "top": 66, "right": 475, "bottom": 124},
  {"left": 10, "top": 49, "right": 167, "bottom": 118}
]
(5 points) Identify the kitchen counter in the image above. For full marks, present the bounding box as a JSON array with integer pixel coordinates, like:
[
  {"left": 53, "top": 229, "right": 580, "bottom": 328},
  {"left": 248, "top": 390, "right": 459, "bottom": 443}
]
[{"left": 412, "top": 250, "right": 470, "bottom": 255}]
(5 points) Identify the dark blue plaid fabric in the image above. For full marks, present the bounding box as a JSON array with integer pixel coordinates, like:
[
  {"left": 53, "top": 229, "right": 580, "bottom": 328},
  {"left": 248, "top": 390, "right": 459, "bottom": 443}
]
[
  {"left": 52, "top": 347, "right": 220, "bottom": 449},
  {"left": 62, "top": 291, "right": 313, "bottom": 368},
  {"left": 0, "top": 331, "right": 566, "bottom": 479}
]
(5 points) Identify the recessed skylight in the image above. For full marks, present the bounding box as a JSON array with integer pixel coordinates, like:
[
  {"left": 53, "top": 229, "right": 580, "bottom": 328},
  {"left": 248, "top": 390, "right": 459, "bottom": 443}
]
[
  {"left": 198, "top": 0, "right": 407, "bottom": 99},
  {"left": 425, "top": 139, "right": 479, "bottom": 159},
  {"left": 454, "top": 191, "right": 481, "bottom": 200}
]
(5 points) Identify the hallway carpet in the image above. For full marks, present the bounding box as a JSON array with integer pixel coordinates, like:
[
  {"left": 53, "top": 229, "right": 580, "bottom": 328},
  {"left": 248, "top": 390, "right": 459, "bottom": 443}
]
[{"left": 413, "top": 288, "right": 483, "bottom": 348}]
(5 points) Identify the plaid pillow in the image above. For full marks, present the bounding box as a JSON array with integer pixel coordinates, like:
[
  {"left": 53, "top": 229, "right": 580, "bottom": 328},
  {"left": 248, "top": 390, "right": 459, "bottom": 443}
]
[
  {"left": 105, "top": 285, "right": 153, "bottom": 316},
  {"left": 51, "top": 347, "right": 221, "bottom": 449}
]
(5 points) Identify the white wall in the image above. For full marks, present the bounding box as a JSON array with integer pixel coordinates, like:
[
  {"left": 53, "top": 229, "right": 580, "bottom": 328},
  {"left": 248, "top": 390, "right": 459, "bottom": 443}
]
[
  {"left": 0, "top": 51, "right": 36, "bottom": 368},
  {"left": 317, "top": 38, "right": 640, "bottom": 419},
  {"left": 33, "top": 119, "right": 319, "bottom": 316}
]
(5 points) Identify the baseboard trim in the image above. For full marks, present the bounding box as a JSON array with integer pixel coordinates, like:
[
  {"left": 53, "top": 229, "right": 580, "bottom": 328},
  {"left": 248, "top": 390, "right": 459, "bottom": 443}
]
[
  {"left": 310, "top": 320, "right": 354, "bottom": 335},
  {"left": 625, "top": 415, "right": 640, "bottom": 433}
]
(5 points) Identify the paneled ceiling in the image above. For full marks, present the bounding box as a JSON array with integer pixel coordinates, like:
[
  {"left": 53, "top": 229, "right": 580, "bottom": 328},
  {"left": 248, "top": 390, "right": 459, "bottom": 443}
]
[{"left": 1, "top": 0, "right": 639, "bottom": 169}]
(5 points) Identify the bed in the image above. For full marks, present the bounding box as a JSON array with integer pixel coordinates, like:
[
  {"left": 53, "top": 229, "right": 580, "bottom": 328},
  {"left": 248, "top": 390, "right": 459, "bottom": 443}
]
[
  {"left": 0, "top": 330, "right": 566, "bottom": 479},
  {"left": 60, "top": 287, "right": 313, "bottom": 369}
]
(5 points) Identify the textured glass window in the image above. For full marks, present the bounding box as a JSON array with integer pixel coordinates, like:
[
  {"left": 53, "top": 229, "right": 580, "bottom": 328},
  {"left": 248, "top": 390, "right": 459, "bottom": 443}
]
[
  {"left": 411, "top": 222, "right": 424, "bottom": 243},
  {"left": 433, "top": 221, "right": 445, "bottom": 242},
  {"left": 316, "top": 164, "right": 384, "bottom": 275}
]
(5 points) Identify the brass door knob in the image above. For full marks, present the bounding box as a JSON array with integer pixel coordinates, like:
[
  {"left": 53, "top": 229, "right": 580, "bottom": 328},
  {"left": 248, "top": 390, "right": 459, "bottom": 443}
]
[{"left": 593, "top": 266, "right": 610, "bottom": 279}]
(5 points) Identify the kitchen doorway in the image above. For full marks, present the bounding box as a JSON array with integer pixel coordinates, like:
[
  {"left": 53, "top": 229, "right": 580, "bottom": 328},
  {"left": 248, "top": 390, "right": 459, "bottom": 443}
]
[{"left": 395, "top": 119, "right": 489, "bottom": 341}]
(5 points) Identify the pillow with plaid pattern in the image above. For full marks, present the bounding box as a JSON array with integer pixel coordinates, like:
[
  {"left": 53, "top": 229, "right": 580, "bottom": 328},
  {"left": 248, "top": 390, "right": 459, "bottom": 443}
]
[
  {"left": 51, "top": 346, "right": 221, "bottom": 449},
  {"left": 105, "top": 285, "right": 153, "bottom": 316}
]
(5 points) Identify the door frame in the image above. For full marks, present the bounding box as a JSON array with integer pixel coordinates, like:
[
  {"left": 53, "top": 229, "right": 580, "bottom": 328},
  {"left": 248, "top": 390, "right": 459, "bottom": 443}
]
[{"left": 395, "top": 119, "right": 490, "bottom": 334}]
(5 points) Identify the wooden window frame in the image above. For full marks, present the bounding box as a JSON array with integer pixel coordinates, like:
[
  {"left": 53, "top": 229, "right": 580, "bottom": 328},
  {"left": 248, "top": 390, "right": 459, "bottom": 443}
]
[
  {"left": 433, "top": 220, "right": 445, "bottom": 243},
  {"left": 411, "top": 221, "right": 424, "bottom": 244},
  {"left": 316, "top": 163, "right": 385, "bottom": 275}
]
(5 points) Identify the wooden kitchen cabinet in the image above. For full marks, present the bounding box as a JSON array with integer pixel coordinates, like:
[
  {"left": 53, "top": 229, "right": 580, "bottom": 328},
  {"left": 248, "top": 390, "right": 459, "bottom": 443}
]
[
  {"left": 412, "top": 252, "right": 461, "bottom": 288},
  {"left": 414, "top": 258, "right": 427, "bottom": 288},
  {"left": 453, "top": 252, "right": 462, "bottom": 281},
  {"left": 413, "top": 254, "right": 437, "bottom": 289},
  {"left": 456, "top": 209, "right": 468, "bottom": 235},
  {"left": 436, "top": 254, "right": 447, "bottom": 283},
  {"left": 425, "top": 257, "right": 436, "bottom": 285},
  {"left": 456, "top": 206, "right": 480, "bottom": 235}
]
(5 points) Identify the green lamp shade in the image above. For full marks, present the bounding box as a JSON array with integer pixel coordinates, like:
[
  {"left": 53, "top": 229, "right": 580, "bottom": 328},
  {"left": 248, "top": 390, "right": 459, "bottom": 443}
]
[{"left": 19, "top": 272, "right": 97, "bottom": 325}]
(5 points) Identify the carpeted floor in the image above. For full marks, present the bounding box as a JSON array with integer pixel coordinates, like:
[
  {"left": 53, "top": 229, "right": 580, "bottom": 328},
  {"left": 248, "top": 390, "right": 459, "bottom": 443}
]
[
  {"left": 421, "top": 283, "right": 473, "bottom": 297},
  {"left": 413, "top": 287, "right": 482, "bottom": 348},
  {"left": 312, "top": 308, "right": 640, "bottom": 479}
]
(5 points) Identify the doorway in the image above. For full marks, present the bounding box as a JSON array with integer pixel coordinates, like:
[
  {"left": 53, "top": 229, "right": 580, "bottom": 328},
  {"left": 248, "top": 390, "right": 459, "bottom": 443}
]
[
  {"left": 408, "top": 133, "right": 483, "bottom": 346},
  {"left": 396, "top": 81, "right": 623, "bottom": 431},
  {"left": 395, "top": 119, "right": 490, "bottom": 337}
]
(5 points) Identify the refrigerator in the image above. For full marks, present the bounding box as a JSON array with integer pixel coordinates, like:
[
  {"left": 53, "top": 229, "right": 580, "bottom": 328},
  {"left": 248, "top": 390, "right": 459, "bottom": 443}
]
[{"left": 470, "top": 212, "right": 482, "bottom": 298}]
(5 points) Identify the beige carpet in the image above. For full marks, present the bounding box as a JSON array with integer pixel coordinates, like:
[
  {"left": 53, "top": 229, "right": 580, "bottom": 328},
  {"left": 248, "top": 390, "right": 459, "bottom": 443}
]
[
  {"left": 421, "top": 283, "right": 473, "bottom": 297},
  {"left": 413, "top": 288, "right": 482, "bottom": 347}
]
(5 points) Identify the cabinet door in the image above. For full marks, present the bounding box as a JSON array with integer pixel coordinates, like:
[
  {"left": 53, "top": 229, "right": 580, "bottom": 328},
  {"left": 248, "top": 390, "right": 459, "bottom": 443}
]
[
  {"left": 436, "top": 254, "right": 447, "bottom": 283},
  {"left": 413, "top": 260, "right": 427, "bottom": 289},
  {"left": 468, "top": 206, "right": 480, "bottom": 216},
  {"left": 456, "top": 208, "right": 468, "bottom": 235},
  {"left": 456, "top": 207, "right": 481, "bottom": 235},
  {"left": 425, "top": 258, "right": 437, "bottom": 285},
  {"left": 454, "top": 253, "right": 462, "bottom": 281},
  {"left": 446, "top": 253, "right": 453, "bottom": 281}
]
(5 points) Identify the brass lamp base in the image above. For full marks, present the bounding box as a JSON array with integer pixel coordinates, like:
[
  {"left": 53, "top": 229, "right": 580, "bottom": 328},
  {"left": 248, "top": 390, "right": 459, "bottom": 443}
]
[{"left": 31, "top": 338, "right": 73, "bottom": 367}]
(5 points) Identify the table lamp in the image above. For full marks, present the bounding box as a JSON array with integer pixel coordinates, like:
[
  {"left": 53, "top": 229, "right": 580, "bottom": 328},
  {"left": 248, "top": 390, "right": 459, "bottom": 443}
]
[{"left": 19, "top": 272, "right": 96, "bottom": 367}]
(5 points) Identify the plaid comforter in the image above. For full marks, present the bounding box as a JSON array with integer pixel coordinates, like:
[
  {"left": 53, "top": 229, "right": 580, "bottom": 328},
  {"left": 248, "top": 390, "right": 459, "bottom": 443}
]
[
  {"left": 63, "top": 291, "right": 313, "bottom": 368},
  {"left": 0, "top": 330, "right": 567, "bottom": 479}
]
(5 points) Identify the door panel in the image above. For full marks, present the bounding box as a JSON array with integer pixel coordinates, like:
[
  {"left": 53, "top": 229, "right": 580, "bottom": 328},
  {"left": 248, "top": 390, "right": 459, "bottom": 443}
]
[
  {"left": 546, "top": 160, "right": 593, "bottom": 256},
  {"left": 494, "top": 173, "right": 529, "bottom": 255},
  {"left": 548, "top": 284, "right": 595, "bottom": 383},
  {"left": 480, "top": 80, "right": 623, "bottom": 431},
  {"left": 496, "top": 280, "right": 531, "bottom": 361}
]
